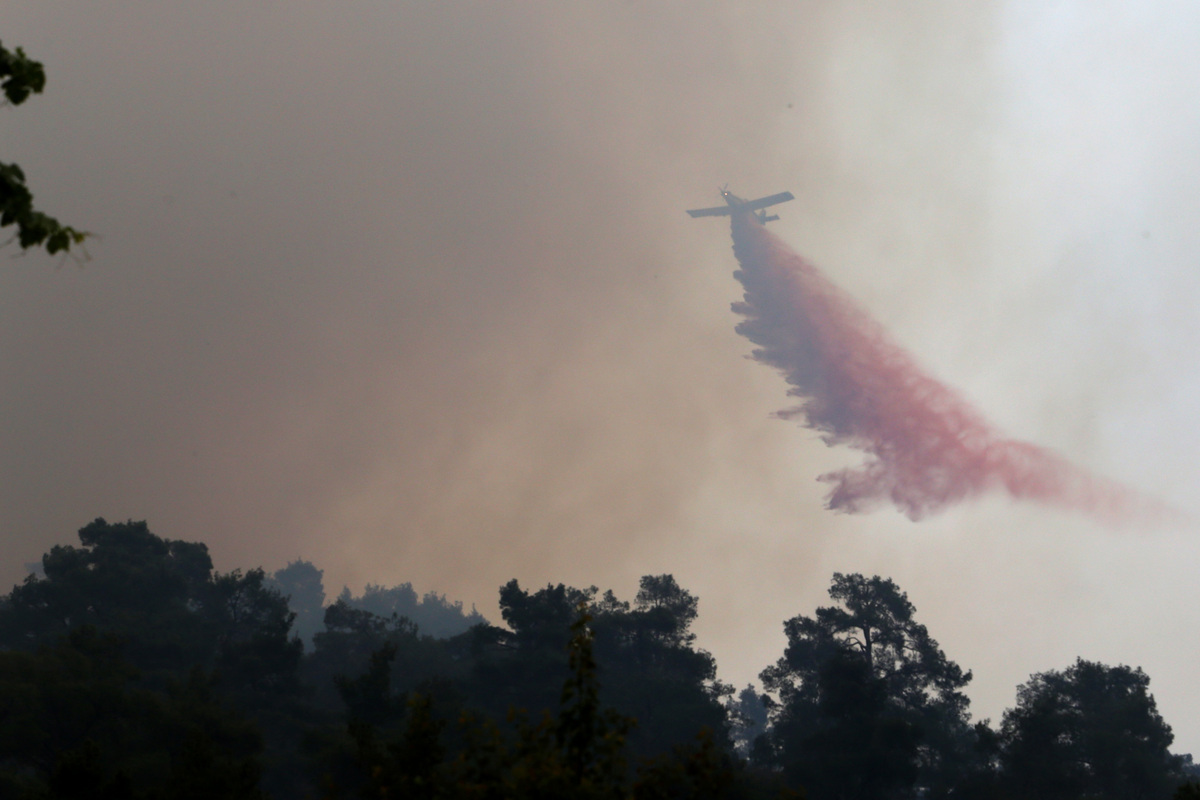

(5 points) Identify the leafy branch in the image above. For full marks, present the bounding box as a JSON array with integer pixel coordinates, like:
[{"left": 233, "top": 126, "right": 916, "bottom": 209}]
[{"left": 1, "top": 41, "right": 90, "bottom": 258}]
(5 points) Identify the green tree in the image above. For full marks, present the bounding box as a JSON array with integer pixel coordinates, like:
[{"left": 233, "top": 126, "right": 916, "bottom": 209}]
[
  {"left": 633, "top": 574, "right": 700, "bottom": 648},
  {"left": 0, "top": 519, "right": 306, "bottom": 798},
  {"left": 267, "top": 559, "right": 327, "bottom": 650},
  {"left": 488, "top": 576, "right": 732, "bottom": 759},
  {"left": 487, "top": 580, "right": 598, "bottom": 716},
  {"left": 304, "top": 599, "right": 459, "bottom": 715},
  {"left": 342, "top": 607, "right": 739, "bottom": 800},
  {"left": 760, "top": 573, "right": 974, "bottom": 799},
  {"left": 726, "top": 685, "right": 768, "bottom": 758},
  {"left": 999, "top": 658, "right": 1185, "bottom": 800},
  {"left": 205, "top": 567, "right": 303, "bottom": 702},
  {"left": 593, "top": 575, "right": 732, "bottom": 757},
  {"left": 0, "top": 519, "right": 216, "bottom": 675},
  {"left": 1, "top": 42, "right": 89, "bottom": 256},
  {"left": 0, "top": 519, "right": 301, "bottom": 696},
  {"left": 0, "top": 627, "right": 265, "bottom": 799}
]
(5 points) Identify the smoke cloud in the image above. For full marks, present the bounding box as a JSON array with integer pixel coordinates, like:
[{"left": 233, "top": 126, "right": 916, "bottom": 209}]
[
  {"left": 4, "top": 0, "right": 1200, "bottom": 755},
  {"left": 729, "top": 212, "right": 1171, "bottom": 524}
]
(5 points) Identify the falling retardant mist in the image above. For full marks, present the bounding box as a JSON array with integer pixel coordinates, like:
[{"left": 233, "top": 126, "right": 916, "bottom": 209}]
[{"left": 727, "top": 211, "right": 1176, "bottom": 525}]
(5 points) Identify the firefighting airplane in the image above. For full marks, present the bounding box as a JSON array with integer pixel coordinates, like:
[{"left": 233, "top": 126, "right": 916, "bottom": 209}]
[{"left": 686, "top": 187, "right": 795, "bottom": 224}]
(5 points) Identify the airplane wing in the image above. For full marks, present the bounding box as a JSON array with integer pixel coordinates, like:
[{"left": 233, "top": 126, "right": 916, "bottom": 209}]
[
  {"left": 686, "top": 206, "right": 733, "bottom": 218},
  {"left": 742, "top": 191, "right": 795, "bottom": 211}
]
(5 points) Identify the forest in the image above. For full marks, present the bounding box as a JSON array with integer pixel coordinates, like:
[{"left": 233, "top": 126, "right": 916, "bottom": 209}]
[{"left": 1, "top": 519, "right": 1197, "bottom": 800}]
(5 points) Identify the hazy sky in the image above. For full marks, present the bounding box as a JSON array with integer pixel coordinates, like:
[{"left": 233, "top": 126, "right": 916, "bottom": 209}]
[{"left": 4, "top": 2, "right": 1200, "bottom": 752}]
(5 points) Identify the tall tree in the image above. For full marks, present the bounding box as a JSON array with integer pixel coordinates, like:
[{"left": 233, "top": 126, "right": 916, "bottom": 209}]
[
  {"left": 267, "top": 559, "right": 326, "bottom": 649},
  {"left": 999, "top": 658, "right": 1185, "bottom": 800},
  {"left": 485, "top": 575, "right": 732, "bottom": 758},
  {"left": 633, "top": 574, "right": 699, "bottom": 648},
  {"left": 0, "top": 520, "right": 317, "bottom": 797},
  {"left": 593, "top": 575, "right": 731, "bottom": 755},
  {"left": 760, "top": 573, "right": 974, "bottom": 799},
  {"left": 726, "top": 684, "right": 769, "bottom": 758},
  {"left": 0, "top": 519, "right": 301, "bottom": 697},
  {"left": 303, "top": 598, "right": 460, "bottom": 714},
  {"left": 0, "top": 519, "right": 215, "bottom": 673}
]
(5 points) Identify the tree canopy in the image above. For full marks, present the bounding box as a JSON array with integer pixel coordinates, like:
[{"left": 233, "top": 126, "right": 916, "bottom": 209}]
[
  {"left": 759, "top": 573, "right": 975, "bottom": 799},
  {"left": 998, "top": 658, "right": 1184, "bottom": 800},
  {"left": 0, "top": 518, "right": 301, "bottom": 697},
  {"left": 1, "top": 523, "right": 1194, "bottom": 799},
  {"left": 334, "top": 578, "right": 487, "bottom": 640},
  {"left": 491, "top": 575, "right": 732, "bottom": 759},
  {"left": 341, "top": 609, "right": 746, "bottom": 800},
  {"left": 265, "top": 560, "right": 326, "bottom": 649}
]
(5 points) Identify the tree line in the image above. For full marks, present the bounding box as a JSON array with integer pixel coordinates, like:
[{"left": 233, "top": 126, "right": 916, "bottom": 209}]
[{"left": 0, "top": 519, "right": 1195, "bottom": 800}]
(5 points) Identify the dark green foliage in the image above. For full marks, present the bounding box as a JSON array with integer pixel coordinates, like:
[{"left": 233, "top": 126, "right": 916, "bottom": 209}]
[
  {"left": 341, "top": 607, "right": 736, "bottom": 800},
  {"left": 4, "top": 520, "right": 1195, "bottom": 800},
  {"left": 329, "top": 579, "right": 736, "bottom": 795},
  {"left": 0, "top": 44, "right": 45, "bottom": 105},
  {"left": 304, "top": 598, "right": 461, "bottom": 715},
  {"left": 0, "top": 519, "right": 304, "bottom": 798},
  {"left": 160, "top": 729, "right": 265, "bottom": 800},
  {"left": 998, "top": 658, "right": 1184, "bottom": 800},
  {"left": 500, "top": 579, "right": 595, "bottom": 650},
  {"left": 760, "top": 573, "right": 974, "bottom": 799},
  {"left": 315, "top": 575, "right": 711, "bottom": 769},
  {"left": 786, "top": 649, "right": 919, "bottom": 800},
  {"left": 487, "top": 575, "right": 733, "bottom": 759},
  {"left": 1, "top": 519, "right": 216, "bottom": 674},
  {"left": 0, "top": 627, "right": 265, "bottom": 799},
  {"left": 0, "top": 519, "right": 301, "bottom": 698},
  {"left": 0, "top": 42, "right": 89, "bottom": 256},
  {"left": 338, "top": 608, "right": 628, "bottom": 799},
  {"left": 634, "top": 574, "right": 700, "bottom": 648},
  {"left": 348, "top": 692, "right": 447, "bottom": 800},
  {"left": 558, "top": 609, "right": 632, "bottom": 786},
  {"left": 205, "top": 567, "right": 303, "bottom": 701},
  {"left": 485, "top": 579, "right": 593, "bottom": 714},
  {"left": 632, "top": 729, "right": 740, "bottom": 800},
  {"left": 1177, "top": 781, "right": 1200, "bottom": 800},
  {"left": 0, "top": 627, "right": 141, "bottom": 781},
  {"left": 944, "top": 721, "right": 1005, "bottom": 800},
  {"left": 335, "top": 642, "right": 406, "bottom": 727}
]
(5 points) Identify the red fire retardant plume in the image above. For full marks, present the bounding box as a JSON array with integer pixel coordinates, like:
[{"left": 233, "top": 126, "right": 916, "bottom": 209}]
[{"left": 729, "top": 212, "right": 1168, "bottom": 524}]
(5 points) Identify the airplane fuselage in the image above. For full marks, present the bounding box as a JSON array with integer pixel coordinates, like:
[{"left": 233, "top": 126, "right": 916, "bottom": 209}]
[
  {"left": 721, "top": 192, "right": 780, "bottom": 223},
  {"left": 686, "top": 188, "right": 794, "bottom": 224}
]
